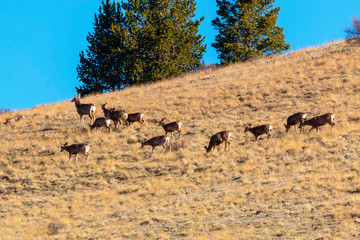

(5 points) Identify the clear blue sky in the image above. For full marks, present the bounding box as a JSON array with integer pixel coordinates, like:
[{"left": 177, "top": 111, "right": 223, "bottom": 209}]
[{"left": 1, "top": 0, "right": 359, "bottom": 111}]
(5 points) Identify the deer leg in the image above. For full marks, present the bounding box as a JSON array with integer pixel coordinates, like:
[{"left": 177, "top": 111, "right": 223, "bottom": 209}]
[
  {"left": 228, "top": 142, "right": 231, "bottom": 151},
  {"left": 308, "top": 127, "right": 315, "bottom": 136},
  {"left": 152, "top": 146, "right": 155, "bottom": 154},
  {"left": 294, "top": 125, "right": 297, "bottom": 135},
  {"left": 75, "top": 154, "right": 78, "bottom": 165},
  {"left": 68, "top": 153, "right": 72, "bottom": 162},
  {"left": 267, "top": 133, "right": 271, "bottom": 140},
  {"left": 223, "top": 142, "right": 227, "bottom": 152}
]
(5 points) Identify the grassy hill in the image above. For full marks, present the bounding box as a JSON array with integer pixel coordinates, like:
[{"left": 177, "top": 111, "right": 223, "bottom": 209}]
[{"left": 1, "top": 40, "right": 360, "bottom": 239}]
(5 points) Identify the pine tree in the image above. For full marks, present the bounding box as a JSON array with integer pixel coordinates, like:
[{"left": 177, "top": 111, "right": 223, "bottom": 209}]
[
  {"left": 212, "top": 0, "right": 290, "bottom": 65},
  {"left": 112, "top": 0, "right": 206, "bottom": 85},
  {"left": 77, "top": 0, "right": 206, "bottom": 95},
  {"left": 76, "top": 0, "right": 123, "bottom": 95}
]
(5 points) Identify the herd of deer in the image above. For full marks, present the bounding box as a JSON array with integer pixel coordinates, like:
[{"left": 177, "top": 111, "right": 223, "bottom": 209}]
[{"left": 61, "top": 94, "right": 336, "bottom": 164}]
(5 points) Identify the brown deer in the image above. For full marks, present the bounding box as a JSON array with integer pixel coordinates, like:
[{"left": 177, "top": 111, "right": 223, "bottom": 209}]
[
  {"left": 244, "top": 124, "right": 272, "bottom": 141},
  {"left": 89, "top": 117, "right": 111, "bottom": 132},
  {"left": 204, "top": 131, "right": 231, "bottom": 153},
  {"left": 71, "top": 93, "right": 96, "bottom": 125},
  {"left": 141, "top": 135, "right": 170, "bottom": 154},
  {"left": 127, "top": 112, "right": 145, "bottom": 128},
  {"left": 159, "top": 117, "right": 182, "bottom": 138},
  {"left": 284, "top": 112, "right": 307, "bottom": 134},
  {"left": 60, "top": 142, "right": 91, "bottom": 165},
  {"left": 299, "top": 113, "right": 335, "bottom": 135},
  {"left": 101, "top": 103, "right": 128, "bottom": 129}
]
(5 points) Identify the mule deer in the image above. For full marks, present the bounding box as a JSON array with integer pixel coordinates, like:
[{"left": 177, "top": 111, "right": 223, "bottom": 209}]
[
  {"left": 141, "top": 135, "right": 170, "bottom": 154},
  {"left": 60, "top": 142, "right": 91, "bottom": 165},
  {"left": 71, "top": 93, "right": 96, "bottom": 125},
  {"left": 299, "top": 113, "right": 335, "bottom": 135},
  {"left": 159, "top": 117, "right": 182, "bottom": 138},
  {"left": 244, "top": 124, "right": 272, "bottom": 141},
  {"left": 127, "top": 112, "right": 144, "bottom": 128},
  {"left": 284, "top": 112, "right": 307, "bottom": 134},
  {"left": 89, "top": 117, "right": 111, "bottom": 132},
  {"left": 204, "top": 131, "right": 231, "bottom": 153},
  {"left": 101, "top": 103, "right": 128, "bottom": 129}
]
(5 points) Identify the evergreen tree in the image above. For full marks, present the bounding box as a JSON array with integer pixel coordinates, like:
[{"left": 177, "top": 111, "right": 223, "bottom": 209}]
[
  {"left": 212, "top": 0, "right": 290, "bottom": 65},
  {"left": 112, "top": 0, "right": 206, "bottom": 85},
  {"left": 76, "top": 0, "right": 123, "bottom": 95},
  {"left": 77, "top": 0, "right": 206, "bottom": 95}
]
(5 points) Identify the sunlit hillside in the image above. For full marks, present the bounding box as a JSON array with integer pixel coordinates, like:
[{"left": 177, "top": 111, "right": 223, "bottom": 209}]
[{"left": 0, "top": 40, "right": 360, "bottom": 239}]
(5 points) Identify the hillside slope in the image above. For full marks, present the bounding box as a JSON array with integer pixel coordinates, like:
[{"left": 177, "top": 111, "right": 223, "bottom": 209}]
[{"left": 0, "top": 40, "right": 360, "bottom": 239}]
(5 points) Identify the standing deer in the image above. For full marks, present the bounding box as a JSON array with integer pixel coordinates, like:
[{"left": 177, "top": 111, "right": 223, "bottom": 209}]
[
  {"left": 71, "top": 93, "right": 96, "bottom": 125},
  {"left": 89, "top": 117, "right": 111, "bottom": 132},
  {"left": 101, "top": 103, "right": 128, "bottom": 129},
  {"left": 299, "top": 113, "right": 335, "bottom": 135},
  {"left": 60, "top": 142, "right": 91, "bottom": 165},
  {"left": 141, "top": 135, "right": 170, "bottom": 154},
  {"left": 204, "top": 131, "right": 231, "bottom": 153},
  {"left": 244, "top": 124, "right": 272, "bottom": 141},
  {"left": 127, "top": 112, "right": 145, "bottom": 128},
  {"left": 159, "top": 117, "right": 182, "bottom": 138},
  {"left": 284, "top": 112, "right": 307, "bottom": 134}
]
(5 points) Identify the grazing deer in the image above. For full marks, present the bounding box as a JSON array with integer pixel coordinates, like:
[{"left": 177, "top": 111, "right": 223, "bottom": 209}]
[
  {"left": 127, "top": 112, "right": 144, "bottom": 128},
  {"left": 141, "top": 135, "right": 170, "bottom": 154},
  {"left": 101, "top": 103, "right": 128, "bottom": 129},
  {"left": 89, "top": 117, "right": 111, "bottom": 132},
  {"left": 244, "top": 124, "right": 272, "bottom": 141},
  {"left": 159, "top": 117, "right": 182, "bottom": 138},
  {"left": 204, "top": 131, "right": 231, "bottom": 153},
  {"left": 299, "top": 113, "right": 335, "bottom": 135},
  {"left": 71, "top": 93, "right": 96, "bottom": 125},
  {"left": 60, "top": 142, "right": 91, "bottom": 165},
  {"left": 284, "top": 112, "right": 307, "bottom": 134}
]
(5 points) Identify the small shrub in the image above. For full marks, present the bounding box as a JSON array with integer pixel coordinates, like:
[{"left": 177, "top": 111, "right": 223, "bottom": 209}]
[
  {"left": 48, "top": 219, "right": 65, "bottom": 235},
  {"left": 345, "top": 16, "right": 360, "bottom": 41}
]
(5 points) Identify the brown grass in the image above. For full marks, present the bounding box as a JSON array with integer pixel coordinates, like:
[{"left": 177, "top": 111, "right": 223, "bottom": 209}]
[{"left": 0, "top": 40, "right": 360, "bottom": 239}]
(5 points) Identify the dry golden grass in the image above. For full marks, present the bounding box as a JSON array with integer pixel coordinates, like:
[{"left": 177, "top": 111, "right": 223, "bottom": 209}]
[{"left": 1, "top": 40, "right": 360, "bottom": 239}]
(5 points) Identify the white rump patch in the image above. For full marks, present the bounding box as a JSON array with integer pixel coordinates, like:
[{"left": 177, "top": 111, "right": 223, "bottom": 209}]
[
  {"left": 228, "top": 132, "right": 231, "bottom": 139},
  {"left": 123, "top": 113, "right": 128, "bottom": 119},
  {"left": 106, "top": 119, "right": 111, "bottom": 125},
  {"left": 91, "top": 106, "right": 96, "bottom": 112},
  {"left": 85, "top": 146, "right": 90, "bottom": 153},
  {"left": 303, "top": 114, "right": 307, "bottom": 119},
  {"left": 178, "top": 122, "right": 183, "bottom": 127},
  {"left": 331, "top": 114, "right": 335, "bottom": 122},
  {"left": 269, "top": 125, "right": 273, "bottom": 130}
]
